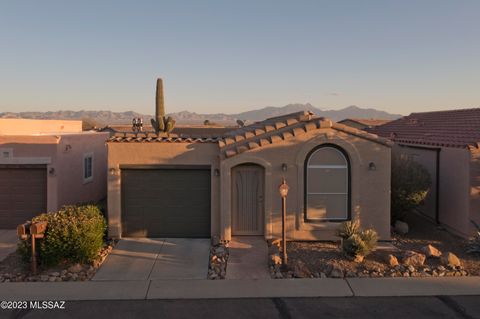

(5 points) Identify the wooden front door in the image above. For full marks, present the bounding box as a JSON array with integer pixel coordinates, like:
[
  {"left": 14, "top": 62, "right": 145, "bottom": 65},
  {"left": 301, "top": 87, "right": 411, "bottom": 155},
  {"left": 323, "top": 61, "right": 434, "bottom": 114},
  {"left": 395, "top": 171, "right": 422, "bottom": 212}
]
[{"left": 232, "top": 164, "right": 264, "bottom": 235}]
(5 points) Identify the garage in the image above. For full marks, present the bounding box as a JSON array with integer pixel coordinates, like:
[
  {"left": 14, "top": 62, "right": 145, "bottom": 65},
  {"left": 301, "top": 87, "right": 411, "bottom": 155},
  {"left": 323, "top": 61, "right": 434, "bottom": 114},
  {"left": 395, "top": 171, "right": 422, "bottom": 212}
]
[
  {"left": 121, "top": 168, "right": 211, "bottom": 238},
  {"left": 0, "top": 165, "right": 47, "bottom": 228}
]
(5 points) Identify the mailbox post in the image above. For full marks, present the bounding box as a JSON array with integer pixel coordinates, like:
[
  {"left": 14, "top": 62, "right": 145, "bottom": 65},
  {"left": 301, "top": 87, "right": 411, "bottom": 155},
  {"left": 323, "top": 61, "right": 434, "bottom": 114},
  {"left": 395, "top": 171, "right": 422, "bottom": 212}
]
[{"left": 17, "top": 221, "right": 47, "bottom": 275}]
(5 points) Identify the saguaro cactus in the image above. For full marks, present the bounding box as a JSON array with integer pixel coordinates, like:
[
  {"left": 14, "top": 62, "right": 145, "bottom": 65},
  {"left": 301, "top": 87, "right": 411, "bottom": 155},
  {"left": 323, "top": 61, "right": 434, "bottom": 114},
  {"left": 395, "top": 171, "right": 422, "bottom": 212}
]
[{"left": 151, "top": 78, "right": 176, "bottom": 135}]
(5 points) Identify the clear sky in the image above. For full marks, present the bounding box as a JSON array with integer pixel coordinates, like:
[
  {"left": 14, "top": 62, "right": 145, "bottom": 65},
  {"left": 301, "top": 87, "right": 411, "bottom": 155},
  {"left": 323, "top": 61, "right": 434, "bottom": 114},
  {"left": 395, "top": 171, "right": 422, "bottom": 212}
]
[{"left": 0, "top": 0, "right": 478, "bottom": 115}]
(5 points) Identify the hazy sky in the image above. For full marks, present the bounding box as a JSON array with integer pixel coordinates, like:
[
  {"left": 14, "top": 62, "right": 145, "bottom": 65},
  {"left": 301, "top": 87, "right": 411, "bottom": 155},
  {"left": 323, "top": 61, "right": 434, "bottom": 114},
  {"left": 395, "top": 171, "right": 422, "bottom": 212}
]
[{"left": 0, "top": 1, "right": 478, "bottom": 115}]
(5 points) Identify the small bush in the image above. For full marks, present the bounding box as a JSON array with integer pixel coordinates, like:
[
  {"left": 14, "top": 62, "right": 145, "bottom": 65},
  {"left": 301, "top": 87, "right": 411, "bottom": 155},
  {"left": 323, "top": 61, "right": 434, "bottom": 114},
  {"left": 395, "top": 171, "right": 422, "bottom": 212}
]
[
  {"left": 18, "top": 205, "right": 106, "bottom": 266},
  {"left": 336, "top": 220, "right": 360, "bottom": 239},
  {"left": 337, "top": 220, "right": 378, "bottom": 258},
  {"left": 391, "top": 155, "right": 432, "bottom": 222}
]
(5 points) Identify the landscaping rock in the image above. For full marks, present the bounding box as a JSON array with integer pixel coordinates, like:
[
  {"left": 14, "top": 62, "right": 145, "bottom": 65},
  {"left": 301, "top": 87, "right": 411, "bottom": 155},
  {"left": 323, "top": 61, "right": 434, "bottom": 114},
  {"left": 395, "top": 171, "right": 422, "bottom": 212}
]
[
  {"left": 441, "top": 252, "right": 461, "bottom": 268},
  {"left": 329, "top": 265, "right": 344, "bottom": 278},
  {"left": 353, "top": 255, "right": 364, "bottom": 263},
  {"left": 385, "top": 254, "right": 399, "bottom": 267},
  {"left": 401, "top": 251, "right": 426, "bottom": 266},
  {"left": 394, "top": 220, "right": 409, "bottom": 235},
  {"left": 270, "top": 254, "right": 282, "bottom": 266},
  {"left": 293, "top": 260, "right": 311, "bottom": 278},
  {"left": 421, "top": 244, "right": 442, "bottom": 258},
  {"left": 68, "top": 264, "right": 83, "bottom": 273}
]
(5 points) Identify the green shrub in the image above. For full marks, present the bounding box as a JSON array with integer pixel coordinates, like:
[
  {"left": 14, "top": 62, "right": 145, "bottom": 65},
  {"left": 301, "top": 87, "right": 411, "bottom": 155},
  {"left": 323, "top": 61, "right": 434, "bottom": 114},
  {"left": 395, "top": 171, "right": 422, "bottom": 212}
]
[
  {"left": 337, "top": 220, "right": 378, "bottom": 258},
  {"left": 336, "top": 220, "right": 360, "bottom": 239},
  {"left": 391, "top": 155, "right": 432, "bottom": 222},
  {"left": 18, "top": 205, "right": 106, "bottom": 266}
]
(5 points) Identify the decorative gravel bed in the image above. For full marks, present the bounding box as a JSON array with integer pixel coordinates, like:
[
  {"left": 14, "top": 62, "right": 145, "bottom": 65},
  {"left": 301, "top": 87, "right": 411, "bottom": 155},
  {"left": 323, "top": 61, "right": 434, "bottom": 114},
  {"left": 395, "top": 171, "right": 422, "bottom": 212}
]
[
  {"left": 208, "top": 236, "right": 229, "bottom": 280},
  {"left": 0, "top": 239, "right": 117, "bottom": 282},
  {"left": 269, "top": 213, "right": 480, "bottom": 279}
]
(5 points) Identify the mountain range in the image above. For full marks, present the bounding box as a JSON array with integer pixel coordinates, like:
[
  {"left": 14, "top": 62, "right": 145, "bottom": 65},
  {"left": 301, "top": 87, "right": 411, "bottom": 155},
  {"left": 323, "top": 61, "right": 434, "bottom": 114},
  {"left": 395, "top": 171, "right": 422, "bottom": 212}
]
[{"left": 0, "top": 104, "right": 402, "bottom": 125}]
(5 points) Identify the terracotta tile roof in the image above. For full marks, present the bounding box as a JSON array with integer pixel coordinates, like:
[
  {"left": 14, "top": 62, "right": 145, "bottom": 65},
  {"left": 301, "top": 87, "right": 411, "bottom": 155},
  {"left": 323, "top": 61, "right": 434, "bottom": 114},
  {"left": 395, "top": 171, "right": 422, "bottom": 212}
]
[
  {"left": 108, "top": 132, "right": 221, "bottom": 143},
  {"left": 103, "top": 125, "right": 235, "bottom": 139},
  {"left": 367, "top": 108, "right": 480, "bottom": 148},
  {"left": 219, "top": 111, "right": 392, "bottom": 158},
  {"left": 338, "top": 118, "right": 392, "bottom": 127}
]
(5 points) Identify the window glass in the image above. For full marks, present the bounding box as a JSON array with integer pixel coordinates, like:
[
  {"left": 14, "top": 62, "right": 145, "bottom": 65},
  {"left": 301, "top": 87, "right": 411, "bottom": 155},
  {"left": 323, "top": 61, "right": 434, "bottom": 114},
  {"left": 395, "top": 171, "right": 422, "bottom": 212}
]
[{"left": 306, "top": 146, "right": 349, "bottom": 221}]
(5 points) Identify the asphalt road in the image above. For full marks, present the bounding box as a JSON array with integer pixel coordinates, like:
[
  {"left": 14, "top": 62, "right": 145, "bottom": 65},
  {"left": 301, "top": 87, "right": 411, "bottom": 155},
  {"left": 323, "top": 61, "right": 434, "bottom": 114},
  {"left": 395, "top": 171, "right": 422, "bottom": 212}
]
[{"left": 1, "top": 296, "right": 479, "bottom": 319}]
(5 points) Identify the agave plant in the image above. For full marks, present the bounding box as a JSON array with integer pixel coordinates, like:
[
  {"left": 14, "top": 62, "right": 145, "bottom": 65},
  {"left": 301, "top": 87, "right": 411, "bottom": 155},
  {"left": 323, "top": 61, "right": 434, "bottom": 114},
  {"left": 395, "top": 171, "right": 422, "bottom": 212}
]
[
  {"left": 337, "top": 220, "right": 378, "bottom": 259},
  {"left": 336, "top": 219, "right": 360, "bottom": 239}
]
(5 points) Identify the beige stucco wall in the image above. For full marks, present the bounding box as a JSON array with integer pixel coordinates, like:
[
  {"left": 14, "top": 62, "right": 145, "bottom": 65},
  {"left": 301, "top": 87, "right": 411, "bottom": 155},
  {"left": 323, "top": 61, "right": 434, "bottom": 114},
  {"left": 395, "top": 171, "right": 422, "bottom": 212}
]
[
  {"left": 107, "top": 128, "right": 391, "bottom": 241},
  {"left": 220, "top": 128, "right": 391, "bottom": 241},
  {"left": 107, "top": 143, "right": 221, "bottom": 238},
  {"left": 55, "top": 132, "right": 108, "bottom": 208},
  {"left": 0, "top": 132, "right": 108, "bottom": 214},
  {"left": 0, "top": 119, "right": 82, "bottom": 135}
]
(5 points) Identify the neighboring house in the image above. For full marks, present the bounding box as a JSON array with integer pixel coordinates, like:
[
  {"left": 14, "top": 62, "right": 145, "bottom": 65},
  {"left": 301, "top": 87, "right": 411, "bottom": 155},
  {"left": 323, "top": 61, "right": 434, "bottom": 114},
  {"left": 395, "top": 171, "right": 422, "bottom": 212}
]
[
  {"left": 0, "top": 119, "right": 108, "bottom": 228},
  {"left": 107, "top": 111, "right": 392, "bottom": 241},
  {"left": 338, "top": 118, "right": 392, "bottom": 131},
  {"left": 99, "top": 125, "right": 236, "bottom": 138},
  {"left": 368, "top": 108, "right": 480, "bottom": 238}
]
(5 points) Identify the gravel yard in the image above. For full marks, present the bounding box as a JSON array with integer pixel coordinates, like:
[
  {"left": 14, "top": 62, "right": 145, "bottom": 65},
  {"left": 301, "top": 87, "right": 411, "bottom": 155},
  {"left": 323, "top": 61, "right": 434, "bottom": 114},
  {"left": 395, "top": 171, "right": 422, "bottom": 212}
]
[{"left": 270, "top": 212, "right": 480, "bottom": 279}]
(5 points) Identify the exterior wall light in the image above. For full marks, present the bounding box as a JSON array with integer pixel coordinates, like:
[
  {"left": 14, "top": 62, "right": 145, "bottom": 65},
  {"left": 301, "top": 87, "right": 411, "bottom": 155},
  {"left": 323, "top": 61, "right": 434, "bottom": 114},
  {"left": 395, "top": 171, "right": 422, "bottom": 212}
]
[
  {"left": 214, "top": 168, "right": 220, "bottom": 176},
  {"left": 368, "top": 162, "right": 376, "bottom": 171},
  {"left": 281, "top": 163, "right": 288, "bottom": 172},
  {"left": 48, "top": 167, "right": 55, "bottom": 176},
  {"left": 109, "top": 167, "right": 119, "bottom": 176}
]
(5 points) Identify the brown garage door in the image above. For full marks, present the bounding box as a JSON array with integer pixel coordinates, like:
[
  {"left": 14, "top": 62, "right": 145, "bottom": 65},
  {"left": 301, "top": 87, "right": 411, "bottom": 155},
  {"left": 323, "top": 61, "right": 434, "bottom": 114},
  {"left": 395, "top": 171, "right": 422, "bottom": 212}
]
[
  {"left": 0, "top": 165, "right": 47, "bottom": 228},
  {"left": 121, "top": 168, "right": 211, "bottom": 238}
]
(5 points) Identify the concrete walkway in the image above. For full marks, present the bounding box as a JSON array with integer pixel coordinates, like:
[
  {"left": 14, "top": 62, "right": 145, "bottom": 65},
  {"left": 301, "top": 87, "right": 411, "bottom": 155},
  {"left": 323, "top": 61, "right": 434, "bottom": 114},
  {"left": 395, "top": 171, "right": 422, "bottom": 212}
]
[
  {"left": 1, "top": 277, "right": 480, "bottom": 301},
  {"left": 0, "top": 229, "right": 17, "bottom": 262},
  {"left": 93, "top": 238, "right": 210, "bottom": 281},
  {"left": 226, "top": 236, "right": 270, "bottom": 280}
]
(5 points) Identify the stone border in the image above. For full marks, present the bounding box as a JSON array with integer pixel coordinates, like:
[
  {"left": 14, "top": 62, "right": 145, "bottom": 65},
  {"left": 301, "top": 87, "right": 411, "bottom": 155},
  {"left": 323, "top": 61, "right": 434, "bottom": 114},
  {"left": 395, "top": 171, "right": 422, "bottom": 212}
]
[
  {"left": 0, "top": 239, "right": 117, "bottom": 283},
  {"left": 208, "top": 236, "right": 229, "bottom": 280}
]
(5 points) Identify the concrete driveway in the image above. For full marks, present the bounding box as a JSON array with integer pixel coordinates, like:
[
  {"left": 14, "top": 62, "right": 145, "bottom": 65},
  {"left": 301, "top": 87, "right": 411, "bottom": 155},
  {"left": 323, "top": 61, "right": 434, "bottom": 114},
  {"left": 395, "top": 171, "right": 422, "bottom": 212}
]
[
  {"left": 93, "top": 238, "right": 210, "bottom": 281},
  {"left": 0, "top": 229, "right": 18, "bottom": 262}
]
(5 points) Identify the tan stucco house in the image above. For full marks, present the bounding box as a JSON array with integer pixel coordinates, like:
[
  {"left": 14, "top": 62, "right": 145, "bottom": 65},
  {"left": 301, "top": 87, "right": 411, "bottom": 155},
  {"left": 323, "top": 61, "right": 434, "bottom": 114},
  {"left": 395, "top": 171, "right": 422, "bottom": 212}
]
[
  {"left": 368, "top": 108, "right": 480, "bottom": 238},
  {"left": 0, "top": 119, "right": 108, "bottom": 228},
  {"left": 107, "top": 111, "right": 392, "bottom": 241}
]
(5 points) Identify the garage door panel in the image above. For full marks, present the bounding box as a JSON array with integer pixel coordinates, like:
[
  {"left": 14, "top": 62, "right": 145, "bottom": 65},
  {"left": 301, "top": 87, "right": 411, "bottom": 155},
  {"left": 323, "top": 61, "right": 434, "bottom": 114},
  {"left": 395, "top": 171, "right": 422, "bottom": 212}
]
[
  {"left": 0, "top": 167, "right": 47, "bottom": 228},
  {"left": 121, "top": 168, "right": 211, "bottom": 238}
]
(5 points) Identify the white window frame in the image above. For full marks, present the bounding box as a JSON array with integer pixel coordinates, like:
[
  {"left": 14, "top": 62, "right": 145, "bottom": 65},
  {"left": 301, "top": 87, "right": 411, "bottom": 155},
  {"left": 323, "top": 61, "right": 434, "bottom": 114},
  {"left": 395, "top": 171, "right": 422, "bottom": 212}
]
[
  {"left": 305, "top": 146, "right": 349, "bottom": 222},
  {"left": 83, "top": 152, "right": 94, "bottom": 183}
]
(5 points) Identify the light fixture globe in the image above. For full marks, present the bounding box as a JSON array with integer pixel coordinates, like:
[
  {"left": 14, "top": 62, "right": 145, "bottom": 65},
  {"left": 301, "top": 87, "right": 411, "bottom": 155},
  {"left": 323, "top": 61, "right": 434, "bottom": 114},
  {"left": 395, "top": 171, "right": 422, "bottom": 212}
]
[{"left": 278, "top": 178, "right": 290, "bottom": 198}]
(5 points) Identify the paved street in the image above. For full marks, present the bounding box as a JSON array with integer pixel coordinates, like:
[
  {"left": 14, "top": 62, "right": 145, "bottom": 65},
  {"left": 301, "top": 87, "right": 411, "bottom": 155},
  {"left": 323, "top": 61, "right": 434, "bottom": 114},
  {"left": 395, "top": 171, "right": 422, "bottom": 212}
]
[{"left": 1, "top": 296, "right": 479, "bottom": 319}]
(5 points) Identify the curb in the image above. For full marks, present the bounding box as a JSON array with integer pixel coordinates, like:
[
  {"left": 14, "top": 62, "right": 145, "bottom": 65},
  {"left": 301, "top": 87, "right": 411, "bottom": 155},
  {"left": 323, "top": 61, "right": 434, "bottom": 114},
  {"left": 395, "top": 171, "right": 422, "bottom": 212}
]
[{"left": 0, "top": 277, "right": 480, "bottom": 301}]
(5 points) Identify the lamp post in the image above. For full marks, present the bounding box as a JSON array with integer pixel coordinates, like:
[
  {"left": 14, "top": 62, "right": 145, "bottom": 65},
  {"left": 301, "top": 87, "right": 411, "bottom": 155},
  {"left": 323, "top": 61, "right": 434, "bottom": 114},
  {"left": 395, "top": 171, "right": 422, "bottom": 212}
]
[{"left": 278, "top": 177, "right": 289, "bottom": 265}]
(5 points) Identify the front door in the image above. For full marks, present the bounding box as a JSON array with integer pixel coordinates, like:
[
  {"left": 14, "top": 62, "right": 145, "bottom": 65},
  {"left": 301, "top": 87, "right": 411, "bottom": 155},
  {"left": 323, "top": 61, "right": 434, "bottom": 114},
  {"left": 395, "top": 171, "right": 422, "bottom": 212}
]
[{"left": 232, "top": 164, "right": 264, "bottom": 235}]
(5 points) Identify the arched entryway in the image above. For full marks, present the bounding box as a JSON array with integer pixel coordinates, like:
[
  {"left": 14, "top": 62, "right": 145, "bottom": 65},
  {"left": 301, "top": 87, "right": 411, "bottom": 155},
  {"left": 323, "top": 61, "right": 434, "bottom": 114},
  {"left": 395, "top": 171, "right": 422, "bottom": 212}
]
[{"left": 231, "top": 164, "right": 265, "bottom": 235}]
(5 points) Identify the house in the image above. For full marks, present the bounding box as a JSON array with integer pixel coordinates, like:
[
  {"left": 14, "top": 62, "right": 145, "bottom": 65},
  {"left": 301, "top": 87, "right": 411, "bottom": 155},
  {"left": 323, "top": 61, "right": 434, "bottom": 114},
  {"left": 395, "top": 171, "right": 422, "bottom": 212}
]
[
  {"left": 99, "top": 124, "right": 236, "bottom": 138},
  {"left": 338, "top": 118, "right": 392, "bottom": 131},
  {"left": 107, "top": 111, "right": 392, "bottom": 241},
  {"left": 367, "top": 108, "right": 480, "bottom": 238},
  {"left": 0, "top": 119, "right": 109, "bottom": 228}
]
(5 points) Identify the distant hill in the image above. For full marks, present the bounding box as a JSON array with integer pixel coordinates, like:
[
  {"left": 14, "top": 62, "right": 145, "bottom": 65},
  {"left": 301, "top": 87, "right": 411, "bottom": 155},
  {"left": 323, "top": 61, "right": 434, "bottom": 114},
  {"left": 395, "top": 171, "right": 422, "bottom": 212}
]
[{"left": 0, "top": 104, "right": 402, "bottom": 125}]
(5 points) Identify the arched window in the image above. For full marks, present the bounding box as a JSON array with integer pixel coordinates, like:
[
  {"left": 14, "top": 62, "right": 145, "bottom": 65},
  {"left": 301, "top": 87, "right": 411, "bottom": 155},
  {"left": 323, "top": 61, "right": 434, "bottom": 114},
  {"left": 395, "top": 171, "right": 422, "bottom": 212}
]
[{"left": 305, "top": 145, "right": 350, "bottom": 221}]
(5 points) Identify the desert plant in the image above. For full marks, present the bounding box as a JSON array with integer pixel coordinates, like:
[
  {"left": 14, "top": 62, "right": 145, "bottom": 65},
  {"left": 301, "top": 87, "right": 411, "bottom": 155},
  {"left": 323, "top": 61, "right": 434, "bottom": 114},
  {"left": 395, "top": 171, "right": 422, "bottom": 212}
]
[
  {"left": 336, "top": 219, "right": 360, "bottom": 239},
  {"left": 18, "top": 205, "right": 106, "bottom": 266},
  {"left": 150, "top": 78, "right": 176, "bottom": 135},
  {"left": 391, "top": 155, "right": 432, "bottom": 222},
  {"left": 467, "top": 220, "right": 480, "bottom": 255},
  {"left": 337, "top": 220, "right": 378, "bottom": 258}
]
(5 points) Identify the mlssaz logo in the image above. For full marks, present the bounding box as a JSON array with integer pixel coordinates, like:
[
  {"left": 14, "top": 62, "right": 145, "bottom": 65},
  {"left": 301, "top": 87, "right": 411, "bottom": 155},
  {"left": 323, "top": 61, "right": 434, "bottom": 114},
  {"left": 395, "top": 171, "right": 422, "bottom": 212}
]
[{"left": 30, "top": 301, "right": 66, "bottom": 309}]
